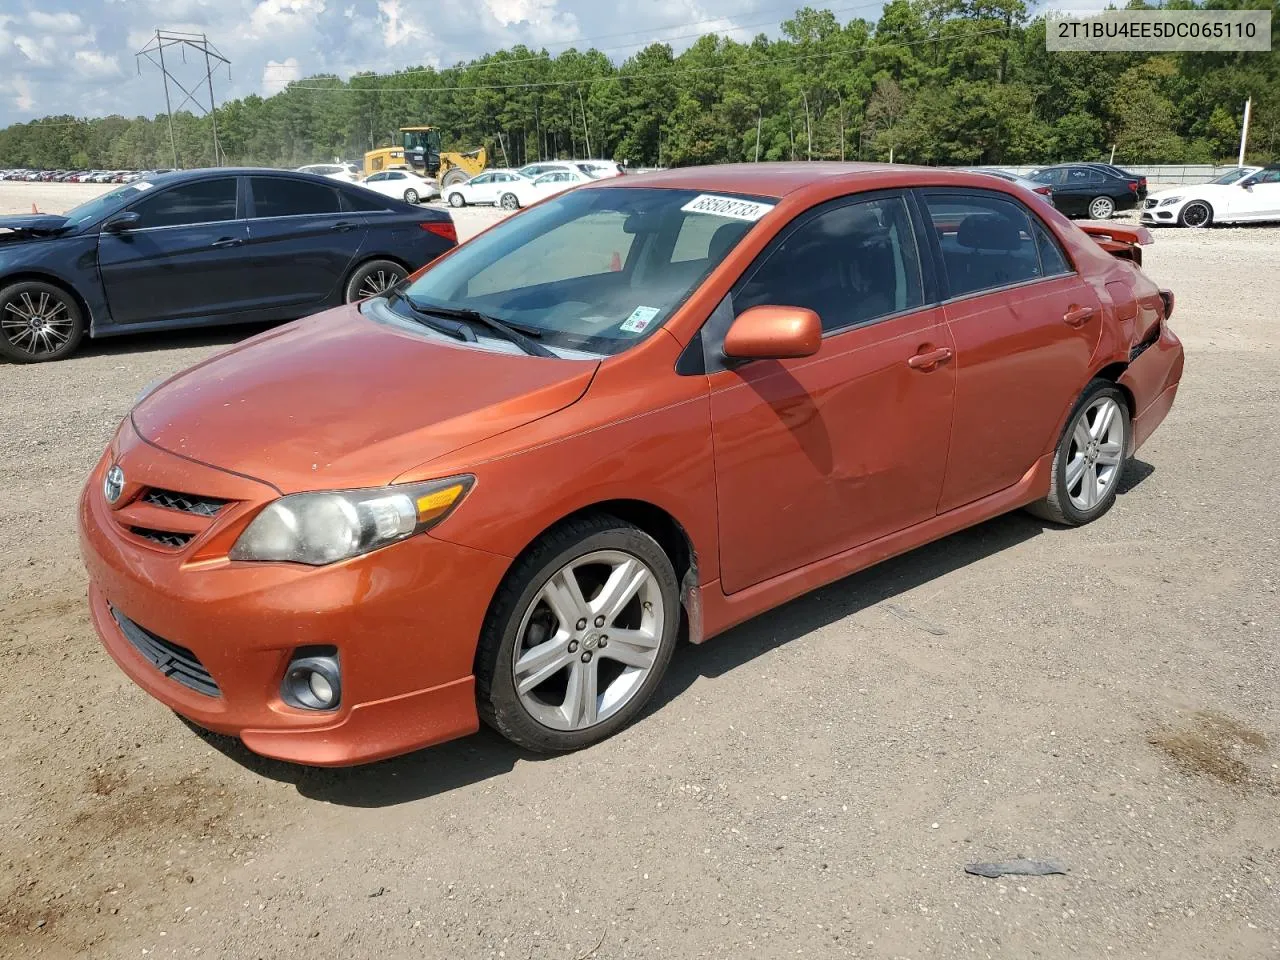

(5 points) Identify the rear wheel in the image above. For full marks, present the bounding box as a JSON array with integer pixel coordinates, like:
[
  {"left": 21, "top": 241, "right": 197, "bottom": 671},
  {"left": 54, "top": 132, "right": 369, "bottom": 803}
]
[
  {"left": 448, "top": 192, "right": 466, "bottom": 208},
  {"left": 476, "top": 515, "right": 680, "bottom": 753},
  {"left": 0, "top": 280, "right": 85, "bottom": 363},
  {"left": 499, "top": 192, "right": 520, "bottom": 211},
  {"left": 403, "top": 188, "right": 420, "bottom": 204},
  {"left": 1027, "top": 380, "right": 1130, "bottom": 527},
  {"left": 1088, "top": 196, "right": 1115, "bottom": 219},
  {"left": 1179, "top": 201, "right": 1213, "bottom": 228},
  {"left": 344, "top": 259, "right": 407, "bottom": 302}
]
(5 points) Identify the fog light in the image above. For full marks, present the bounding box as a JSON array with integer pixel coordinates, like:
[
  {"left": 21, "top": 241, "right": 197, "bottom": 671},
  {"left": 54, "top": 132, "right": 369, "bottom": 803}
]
[{"left": 282, "top": 647, "right": 341, "bottom": 711}]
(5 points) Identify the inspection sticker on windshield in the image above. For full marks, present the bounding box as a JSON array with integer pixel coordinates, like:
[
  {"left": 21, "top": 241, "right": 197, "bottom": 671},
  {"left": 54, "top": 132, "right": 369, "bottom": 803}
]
[
  {"left": 620, "top": 305, "right": 660, "bottom": 334},
  {"left": 680, "top": 194, "right": 774, "bottom": 222}
]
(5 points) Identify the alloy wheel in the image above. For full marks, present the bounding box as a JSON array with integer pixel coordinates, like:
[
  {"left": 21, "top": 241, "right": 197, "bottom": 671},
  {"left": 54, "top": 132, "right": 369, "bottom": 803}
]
[
  {"left": 1089, "top": 196, "right": 1115, "bottom": 219},
  {"left": 1, "top": 289, "right": 75, "bottom": 358},
  {"left": 500, "top": 193, "right": 519, "bottom": 211},
  {"left": 357, "top": 268, "right": 402, "bottom": 298},
  {"left": 1182, "top": 202, "right": 1210, "bottom": 228},
  {"left": 1065, "top": 396, "right": 1124, "bottom": 511},
  {"left": 512, "top": 549, "right": 664, "bottom": 731}
]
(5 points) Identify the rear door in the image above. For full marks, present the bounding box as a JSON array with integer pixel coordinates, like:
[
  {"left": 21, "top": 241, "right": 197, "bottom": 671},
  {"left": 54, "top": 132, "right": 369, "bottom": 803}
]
[
  {"left": 97, "top": 175, "right": 252, "bottom": 325},
  {"left": 920, "top": 189, "right": 1103, "bottom": 513},
  {"left": 243, "top": 175, "right": 368, "bottom": 312}
]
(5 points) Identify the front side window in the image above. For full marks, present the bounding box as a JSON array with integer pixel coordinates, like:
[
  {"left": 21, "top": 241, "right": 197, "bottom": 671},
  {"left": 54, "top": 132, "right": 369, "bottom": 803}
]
[
  {"left": 734, "top": 195, "right": 924, "bottom": 331},
  {"left": 470, "top": 173, "right": 493, "bottom": 185},
  {"left": 925, "top": 193, "right": 1047, "bottom": 297},
  {"left": 130, "top": 178, "right": 238, "bottom": 229},
  {"left": 250, "top": 177, "right": 341, "bottom": 218},
  {"left": 402, "top": 186, "right": 763, "bottom": 355}
]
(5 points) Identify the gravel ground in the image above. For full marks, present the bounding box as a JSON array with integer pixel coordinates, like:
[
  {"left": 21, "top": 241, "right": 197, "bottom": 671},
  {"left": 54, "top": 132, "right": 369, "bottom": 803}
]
[{"left": 2, "top": 182, "right": 1278, "bottom": 960}]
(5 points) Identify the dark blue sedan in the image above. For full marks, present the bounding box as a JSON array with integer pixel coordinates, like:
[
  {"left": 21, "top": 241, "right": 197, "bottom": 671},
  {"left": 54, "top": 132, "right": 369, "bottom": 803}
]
[{"left": 0, "top": 168, "right": 458, "bottom": 362}]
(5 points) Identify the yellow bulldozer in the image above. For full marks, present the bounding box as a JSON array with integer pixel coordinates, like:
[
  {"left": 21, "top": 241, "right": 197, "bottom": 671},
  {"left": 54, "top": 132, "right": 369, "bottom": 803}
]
[{"left": 363, "top": 127, "right": 487, "bottom": 186}]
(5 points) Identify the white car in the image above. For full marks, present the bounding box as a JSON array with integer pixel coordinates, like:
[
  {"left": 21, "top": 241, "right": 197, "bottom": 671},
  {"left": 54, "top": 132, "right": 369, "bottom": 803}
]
[
  {"left": 445, "top": 169, "right": 532, "bottom": 210},
  {"left": 359, "top": 169, "right": 441, "bottom": 204},
  {"left": 517, "top": 160, "right": 623, "bottom": 182},
  {"left": 296, "top": 163, "right": 361, "bottom": 183},
  {"left": 574, "top": 160, "right": 625, "bottom": 179},
  {"left": 505, "top": 169, "right": 595, "bottom": 209},
  {"left": 1140, "top": 165, "right": 1280, "bottom": 227}
]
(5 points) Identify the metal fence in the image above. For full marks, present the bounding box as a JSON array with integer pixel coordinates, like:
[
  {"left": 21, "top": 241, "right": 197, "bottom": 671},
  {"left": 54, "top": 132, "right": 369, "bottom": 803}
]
[{"left": 978, "top": 164, "right": 1245, "bottom": 185}]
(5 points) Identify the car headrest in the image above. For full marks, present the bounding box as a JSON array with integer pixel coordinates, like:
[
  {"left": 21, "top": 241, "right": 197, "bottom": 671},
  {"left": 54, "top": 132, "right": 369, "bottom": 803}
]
[
  {"left": 708, "top": 222, "right": 749, "bottom": 262},
  {"left": 956, "top": 214, "right": 1022, "bottom": 251}
]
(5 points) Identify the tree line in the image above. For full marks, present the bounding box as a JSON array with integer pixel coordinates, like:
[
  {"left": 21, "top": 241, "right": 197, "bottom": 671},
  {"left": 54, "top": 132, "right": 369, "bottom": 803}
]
[{"left": 1, "top": 0, "right": 1276, "bottom": 172}]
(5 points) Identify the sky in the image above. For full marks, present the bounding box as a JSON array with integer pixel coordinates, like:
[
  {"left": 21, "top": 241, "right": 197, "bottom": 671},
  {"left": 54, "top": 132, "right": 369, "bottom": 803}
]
[{"left": 0, "top": 0, "right": 885, "bottom": 128}]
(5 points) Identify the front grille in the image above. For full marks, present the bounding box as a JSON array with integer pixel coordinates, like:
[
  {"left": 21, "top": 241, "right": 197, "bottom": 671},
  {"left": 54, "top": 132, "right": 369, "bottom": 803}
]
[
  {"left": 142, "top": 488, "right": 228, "bottom": 517},
  {"left": 129, "top": 527, "right": 194, "bottom": 549},
  {"left": 110, "top": 607, "right": 220, "bottom": 697}
]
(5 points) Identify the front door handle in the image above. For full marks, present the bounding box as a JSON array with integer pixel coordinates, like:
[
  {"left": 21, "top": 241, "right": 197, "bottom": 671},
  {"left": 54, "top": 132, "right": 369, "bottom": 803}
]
[
  {"left": 1064, "top": 305, "right": 1096, "bottom": 327},
  {"left": 907, "top": 346, "right": 953, "bottom": 371},
  {"left": 330, "top": 221, "right": 357, "bottom": 233},
  {"left": 210, "top": 236, "right": 243, "bottom": 248}
]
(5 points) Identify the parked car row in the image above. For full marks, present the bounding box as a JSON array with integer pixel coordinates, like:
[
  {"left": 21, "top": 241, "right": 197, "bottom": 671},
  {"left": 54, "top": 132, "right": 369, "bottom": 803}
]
[
  {"left": 0, "top": 168, "right": 457, "bottom": 363},
  {"left": 1, "top": 169, "right": 168, "bottom": 184},
  {"left": 445, "top": 159, "right": 624, "bottom": 210}
]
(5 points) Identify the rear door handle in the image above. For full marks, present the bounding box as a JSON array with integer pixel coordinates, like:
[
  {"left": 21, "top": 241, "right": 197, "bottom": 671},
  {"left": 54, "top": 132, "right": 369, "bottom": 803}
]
[
  {"left": 1064, "top": 305, "right": 1096, "bottom": 327},
  {"left": 330, "top": 221, "right": 357, "bottom": 233},
  {"left": 907, "top": 346, "right": 953, "bottom": 371},
  {"left": 210, "top": 237, "right": 243, "bottom": 248}
]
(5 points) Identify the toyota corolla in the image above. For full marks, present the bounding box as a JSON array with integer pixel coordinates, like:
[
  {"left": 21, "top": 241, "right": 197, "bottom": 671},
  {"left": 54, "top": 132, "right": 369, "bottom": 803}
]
[{"left": 80, "top": 164, "right": 1184, "bottom": 765}]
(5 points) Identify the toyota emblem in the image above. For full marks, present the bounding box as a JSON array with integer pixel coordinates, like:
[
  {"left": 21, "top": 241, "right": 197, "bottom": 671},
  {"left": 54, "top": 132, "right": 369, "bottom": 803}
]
[{"left": 104, "top": 465, "right": 125, "bottom": 504}]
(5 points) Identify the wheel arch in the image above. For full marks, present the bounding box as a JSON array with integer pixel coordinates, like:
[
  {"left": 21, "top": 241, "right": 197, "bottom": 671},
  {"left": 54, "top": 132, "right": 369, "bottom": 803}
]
[
  {"left": 1090, "top": 360, "right": 1137, "bottom": 417},
  {"left": 0, "top": 270, "right": 96, "bottom": 335}
]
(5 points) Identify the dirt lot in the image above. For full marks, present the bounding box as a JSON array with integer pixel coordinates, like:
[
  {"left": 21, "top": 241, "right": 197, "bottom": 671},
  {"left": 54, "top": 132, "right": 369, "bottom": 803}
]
[{"left": 2, "top": 181, "right": 1278, "bottom": 960}]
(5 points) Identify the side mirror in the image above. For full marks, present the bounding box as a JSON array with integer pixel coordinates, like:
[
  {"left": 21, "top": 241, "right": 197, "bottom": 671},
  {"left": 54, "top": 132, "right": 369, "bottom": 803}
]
[
  {"left": 102, "top": 211, "right": 141, "bottom": 233},
  {"left": 1240, "top": 178, "right": 1258, "bottom": 189},
  {"left": 723, "top": 305, "right": 822, "bottom": 361}
]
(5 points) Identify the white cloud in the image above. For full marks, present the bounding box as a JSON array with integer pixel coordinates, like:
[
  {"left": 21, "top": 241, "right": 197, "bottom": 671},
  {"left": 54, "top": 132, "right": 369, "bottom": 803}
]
[
  {"left": 262, "top": 57, "right": 302, "bottom": 95},
  {"left": 13, "top": 36, "right": 59, "bottom": 67},
  {"left": 376, "top": 0, "right": 428, "bottom": 47},
  {"left": 26, "top": 11, "right": 84, "bottom": 33},
  {"left": 73, "top": 50, "right": 122, "bottom": 78},
  {"left": 248, "top": 0, "right": 328, "bottom": 39},
  {"left": 3, "top": 75, "right": 36, "bottom": 113}
]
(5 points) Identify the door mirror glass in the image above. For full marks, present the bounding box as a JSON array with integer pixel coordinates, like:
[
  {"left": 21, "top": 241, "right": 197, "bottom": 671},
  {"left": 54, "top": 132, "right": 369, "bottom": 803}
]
[
  {"left": 102, "top": 211, "right": 141, "bottom": 233},
  {"left": 723, "top": 305, "right": 822, "bottom": 360}
]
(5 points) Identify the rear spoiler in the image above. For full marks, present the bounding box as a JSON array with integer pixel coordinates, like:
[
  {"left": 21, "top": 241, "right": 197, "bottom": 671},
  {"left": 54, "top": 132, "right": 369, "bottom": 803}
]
[{"left": 1075, "top": 220, "right": 1153, "bottom": 267}]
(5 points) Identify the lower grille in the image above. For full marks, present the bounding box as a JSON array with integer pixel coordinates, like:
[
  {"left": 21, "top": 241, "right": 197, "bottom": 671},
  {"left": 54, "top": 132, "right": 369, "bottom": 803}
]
[
  {"left": 130, "top": 527, "right": 194, "bottom": 549},
  {"left": 110, "top": 606, "right": 220, "bottom": 697}
]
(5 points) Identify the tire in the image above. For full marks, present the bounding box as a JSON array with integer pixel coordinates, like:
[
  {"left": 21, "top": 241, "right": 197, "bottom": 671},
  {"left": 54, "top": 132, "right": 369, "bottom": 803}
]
[
  {"left": 0, "top": 280, "right": 86, "bottom": 363},
  {"left": 403, "top": 188, "right": 420, "bottom": 204},
  {"left": 343, "top": 259, "right": 408, "bottom": 303},
  {"left": 447, "top": 192, "right": 466, "bottom": 208},
  {"left": 1088, "top": 196, "right": 1115, "bottom": 219},
  {"left": 499, "top": 192, "right": 520, "bottom": 211},
  {"left": 441, "top": 168, "right": 469, "bottom": 188},
  {"left": 1179, "top": 201, "right": 1213, "bottom": 228},
  {"left": 476, "top": 515, "right": 681, "bottom": 753},
  {"left": 1027, "top": 379, "right": 1131, "bottom": 527}
]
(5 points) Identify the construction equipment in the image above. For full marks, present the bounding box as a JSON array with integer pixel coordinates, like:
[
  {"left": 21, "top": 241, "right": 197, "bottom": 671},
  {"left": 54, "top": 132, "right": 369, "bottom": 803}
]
[{"left": 363, "top": 127, "right": 487, "bottom": 186}]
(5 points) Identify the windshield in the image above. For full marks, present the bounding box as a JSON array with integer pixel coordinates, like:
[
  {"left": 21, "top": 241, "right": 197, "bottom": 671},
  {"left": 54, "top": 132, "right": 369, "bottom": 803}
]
[
  {"left": 1209, "top": 168, "right": 1253, "bottom": 185},
  {"left": 62, "top": 182, "right": 156, "bottom": 228},
  {"left": 401, "top": 186, "right": 769, "bottom": 355}
]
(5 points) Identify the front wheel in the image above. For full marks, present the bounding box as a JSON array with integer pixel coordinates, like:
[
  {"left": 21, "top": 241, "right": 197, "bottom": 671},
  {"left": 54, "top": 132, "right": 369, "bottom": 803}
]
[
  {"left": 0, "top": 280, "right": 86, "bottom": 363},
  {"left": 1179, "top": 201, "right": 1213, "bottom": 228},
  {"left": 1027, "top": 380, "right": 1130, "bottom": 526},
  {"left": 403, "top": 188, "right": 420, "bottom": 204},
  {"left": 499, "top": 192, "right": 520, "bottom": 211},
  {"left": 1088, "top": 196, "right": 1115, "bottom": 219},
  {"left": 447, "top": 192, "right": 466, "bottom": 208},
  {"left": 475, "top": 515, "right": 680, "bottom": 753}
]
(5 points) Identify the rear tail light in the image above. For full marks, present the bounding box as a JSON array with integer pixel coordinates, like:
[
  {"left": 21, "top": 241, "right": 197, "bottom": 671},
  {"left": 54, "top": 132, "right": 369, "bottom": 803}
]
[
  {"left": 420, "top": 221, "right": 457, "bottom": 242},
  {"left": 1034, "top": 185, "right": 1052, "bottom": 195},
  {"left": 1128, "top": 181, "right": 1139, "bottom": 191}
]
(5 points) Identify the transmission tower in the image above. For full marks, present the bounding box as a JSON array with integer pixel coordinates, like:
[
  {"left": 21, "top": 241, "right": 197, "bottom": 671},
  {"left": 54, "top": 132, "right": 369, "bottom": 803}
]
[{"left": 135, "top": 30, "right": 231, "bottom": 169}]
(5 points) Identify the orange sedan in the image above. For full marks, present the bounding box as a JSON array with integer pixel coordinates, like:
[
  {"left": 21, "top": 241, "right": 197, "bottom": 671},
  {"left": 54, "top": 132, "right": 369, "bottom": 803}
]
[{"left": 79, "top": 164, "right": 1184, "bottom": 765}]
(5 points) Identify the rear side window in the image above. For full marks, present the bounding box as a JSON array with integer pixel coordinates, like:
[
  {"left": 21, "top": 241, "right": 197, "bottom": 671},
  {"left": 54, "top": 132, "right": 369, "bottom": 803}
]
[
  {"left": 925, "top": 194, "right": 1042, "bottom": 297},
  {"left": 343, "top": 189, "right": 388, "bottom": 212},
  {"left": 734, "top": 195, "right": 924, "bottom": 332},
  {"left": 1032, "top": 220, "right": 1072, "bottom": 276},
  {"left": 131, "top": 178, "right": 237, "bottom": 228},
  {"left": 250, "top": 177, "right": 341, "bottom": 218}
]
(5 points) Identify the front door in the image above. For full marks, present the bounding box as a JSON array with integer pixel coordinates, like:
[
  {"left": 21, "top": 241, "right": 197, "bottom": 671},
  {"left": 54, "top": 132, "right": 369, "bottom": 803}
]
[
  {"left": 919, "top": 189, "right": 1104, "bottom": 512},
  {"left": 708, "top": 193, "right": 956, "bottom": 594},
  {"left": 1227, "top": 168, "right": 1280, "bottom": 220},
  {"left": 97, "top": 176, "right": 253, "bottom": 325}
]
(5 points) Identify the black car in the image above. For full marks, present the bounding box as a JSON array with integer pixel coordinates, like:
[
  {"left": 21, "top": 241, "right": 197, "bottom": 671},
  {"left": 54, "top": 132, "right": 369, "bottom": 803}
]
[
  {"left": 0, "top": 168, "right": 457, "bottom": 362},
  {"left": 1026, "top": 163, "right": 1148, "bottom": 220}
]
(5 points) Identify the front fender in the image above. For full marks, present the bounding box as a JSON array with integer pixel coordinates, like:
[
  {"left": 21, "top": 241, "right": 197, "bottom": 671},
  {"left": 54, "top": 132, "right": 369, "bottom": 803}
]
[{"left": 0, "top": 234, "right": 111, "bottom": 334}]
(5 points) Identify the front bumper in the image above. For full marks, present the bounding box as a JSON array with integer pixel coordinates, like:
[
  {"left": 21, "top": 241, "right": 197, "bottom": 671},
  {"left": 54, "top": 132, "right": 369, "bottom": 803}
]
[{"left": 78, "top": 420, "right": 511, "bottom": 766}]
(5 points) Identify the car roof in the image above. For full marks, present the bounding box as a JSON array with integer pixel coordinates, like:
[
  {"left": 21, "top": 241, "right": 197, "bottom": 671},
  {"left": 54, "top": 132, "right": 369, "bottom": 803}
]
[{"left": 600, "top": 161, "right": 974, "bottom": 200}]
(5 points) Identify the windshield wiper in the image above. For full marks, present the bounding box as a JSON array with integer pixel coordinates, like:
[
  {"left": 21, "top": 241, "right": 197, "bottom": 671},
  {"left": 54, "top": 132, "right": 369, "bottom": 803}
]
[
  {"left": 386, "top": 289, "right": 478, "bottom": 344},
  {"left": 406, "top": 298, "right": 556, "bottom": 359}
]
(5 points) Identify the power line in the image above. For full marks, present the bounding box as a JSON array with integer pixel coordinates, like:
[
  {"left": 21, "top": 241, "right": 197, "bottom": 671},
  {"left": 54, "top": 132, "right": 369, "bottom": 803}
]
[{"left": 286, "top": 26, "right": 1008, "bottom": 96}]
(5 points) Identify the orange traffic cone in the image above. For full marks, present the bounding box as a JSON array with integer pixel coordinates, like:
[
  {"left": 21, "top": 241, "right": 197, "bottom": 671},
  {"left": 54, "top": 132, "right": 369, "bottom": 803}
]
[
  {"left": 31, "top": 203, "right": 39, "bottom": 214},
  {"left": 609, "top": 251, "right": 621, "bottom": 271}
]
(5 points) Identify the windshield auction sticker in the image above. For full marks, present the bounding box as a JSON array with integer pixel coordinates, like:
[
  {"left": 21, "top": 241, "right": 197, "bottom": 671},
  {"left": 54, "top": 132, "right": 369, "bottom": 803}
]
[
  {"left": 680, "top": 194, "right": 775, "bottom": 221},
  {"left": 1046, "top": 10, "right": 1271, "bottom": 52}
]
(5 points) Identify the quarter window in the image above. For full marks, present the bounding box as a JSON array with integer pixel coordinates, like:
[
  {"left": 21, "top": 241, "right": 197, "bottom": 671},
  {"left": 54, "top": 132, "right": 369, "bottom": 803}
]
[
  {"left": 249, "top": 177, "right": 341, "bottom": 218},
  {"left": 130, "top": 178, "right": 237, "bottom": 228},
  {"left": 734, "top": 195, "right": 924, "bottom": 332},
  {"left": 1032, "top": 220, "right": 1071, "bottom": 276},
  {"left": 925, "top": 194, "right": 1043, "bottom": 297}
]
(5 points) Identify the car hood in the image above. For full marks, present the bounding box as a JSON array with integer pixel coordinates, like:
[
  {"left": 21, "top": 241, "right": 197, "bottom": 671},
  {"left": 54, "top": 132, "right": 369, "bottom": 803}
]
[
  {"left": 0, "top": 213, "right": 70, "bottom": 241},
  {"left": 1147, "top": 184, "right": 1231, "bottom": 203},
  {"left": 131, "top": 305, "right": 599, "bottom": 493}
]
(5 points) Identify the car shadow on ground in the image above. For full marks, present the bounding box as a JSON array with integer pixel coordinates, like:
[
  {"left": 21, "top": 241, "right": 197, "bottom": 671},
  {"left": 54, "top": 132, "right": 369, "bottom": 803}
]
[
  {"left": 190, "top": 460, "right": 1156, "bottom": 806},
  {"left": 71, "top": 322, "right": 275, "bottom": 360}
]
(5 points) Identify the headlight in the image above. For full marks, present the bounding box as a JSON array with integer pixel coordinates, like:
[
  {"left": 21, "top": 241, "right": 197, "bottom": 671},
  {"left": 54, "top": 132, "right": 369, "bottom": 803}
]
[
  {"left": 1159, "top": 196, "right": 1183, "bottom": 206},
  {"left": 229, "top": 476, "right": 473, "bottom": 565}
]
